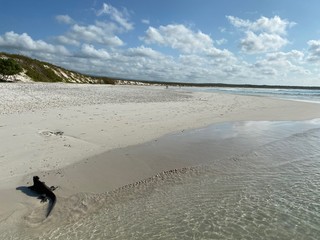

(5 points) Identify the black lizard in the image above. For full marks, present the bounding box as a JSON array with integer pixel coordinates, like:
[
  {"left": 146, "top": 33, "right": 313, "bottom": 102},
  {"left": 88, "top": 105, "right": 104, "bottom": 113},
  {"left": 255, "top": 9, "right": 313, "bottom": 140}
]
[{"left": 28, "top": 176, "right": 57, "bottom": 218}]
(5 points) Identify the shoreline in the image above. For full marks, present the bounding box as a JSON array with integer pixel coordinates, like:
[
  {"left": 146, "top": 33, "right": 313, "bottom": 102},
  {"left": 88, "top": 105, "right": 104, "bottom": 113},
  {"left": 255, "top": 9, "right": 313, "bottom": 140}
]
[{"left": 1, "top": 83, "right": 320, "bottom": 221}]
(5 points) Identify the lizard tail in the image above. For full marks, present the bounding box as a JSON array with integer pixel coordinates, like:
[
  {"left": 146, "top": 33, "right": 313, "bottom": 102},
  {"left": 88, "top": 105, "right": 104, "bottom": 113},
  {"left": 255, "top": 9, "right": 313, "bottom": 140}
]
[{"left": 46, "top": 193, "right": 56, "bottom": 218}]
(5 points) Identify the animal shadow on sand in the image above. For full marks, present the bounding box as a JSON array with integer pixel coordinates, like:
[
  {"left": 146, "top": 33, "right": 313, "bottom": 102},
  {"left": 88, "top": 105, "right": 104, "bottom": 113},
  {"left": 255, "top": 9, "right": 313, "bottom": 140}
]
[{"left": 16, "top": 186, "right": 40, "bottom": 198}]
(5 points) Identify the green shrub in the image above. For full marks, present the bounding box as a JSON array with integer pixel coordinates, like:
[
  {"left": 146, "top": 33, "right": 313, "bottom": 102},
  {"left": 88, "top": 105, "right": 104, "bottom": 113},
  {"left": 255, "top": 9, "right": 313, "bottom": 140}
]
[{"left": 0, "top": 58, "right": 23, "bottom": 81}]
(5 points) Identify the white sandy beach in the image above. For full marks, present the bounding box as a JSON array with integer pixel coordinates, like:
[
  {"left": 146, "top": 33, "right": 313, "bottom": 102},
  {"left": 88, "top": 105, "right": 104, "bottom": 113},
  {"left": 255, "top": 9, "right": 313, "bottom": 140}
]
[{"left": 1, "top": 82, "right": 320, "bottom": 225}]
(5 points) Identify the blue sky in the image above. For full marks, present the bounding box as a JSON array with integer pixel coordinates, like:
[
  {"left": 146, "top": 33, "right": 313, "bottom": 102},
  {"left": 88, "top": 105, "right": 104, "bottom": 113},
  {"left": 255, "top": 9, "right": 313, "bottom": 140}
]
[{"left": 1, "top": 0, "right": 320, "bottom": 85}]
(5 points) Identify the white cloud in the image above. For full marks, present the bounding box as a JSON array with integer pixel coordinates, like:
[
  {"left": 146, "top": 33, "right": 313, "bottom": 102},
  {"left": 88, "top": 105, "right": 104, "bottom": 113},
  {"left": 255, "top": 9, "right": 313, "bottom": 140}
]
[
  {"left": 266, "top": 50, "right": 304, "bottom": 61},
  {"left": 253, "top": 50, "right": 309, "bottom": 77},
  {"left": 307, "top": 40, "right": 320, "bottom": 62},
  {"left": 240, "top": 31, "right": 288, "bottom": 53},
  {"left": 0, "top": 31, "right": 69, "bottom": 55},
  {"left": 55, "top": 3, "right": 133, "bottom": 48},
  {"left": 141, "top": 19, "right": 150, "bottom": 25},
  {"left": 56, "top": 15, "right": 74, "bottom": 25},
  {"left": 215, "top": 38, "right": 227, "bottom": 45},
  {"left": 72, "top": 48, "right": 178, "bottom": 81},
  {"left": 58, "top": 22, "right": 124, "bottom": 47},
  {"left": 142, "top": 24, "right": 214, "bottom": 53},
  {"left": 56, "top": 35, "right": 80, "bottom": 46},
  {"left": 79, "top": 44, "right": 110, "bottom": 59},
  {"left": 227, "top": 15, "right": 295, "bottom": 35},
  {"left": 97, "top": 3, "right": 133, "bottom": 31},
  {"left": 227, "top": 15, "right": 295, "bottom": 53},
  {"left": 141, "top": 23, "right": 235, "bottom": 66},
  {"left": 126, "top": 46, "right": 164, "bottom": 59},
  {"left": 206, "top": 47, "right": 234, "bottom": 59},
  {"left": 176, "top": 53, "right": 245, "bottom": 82}
]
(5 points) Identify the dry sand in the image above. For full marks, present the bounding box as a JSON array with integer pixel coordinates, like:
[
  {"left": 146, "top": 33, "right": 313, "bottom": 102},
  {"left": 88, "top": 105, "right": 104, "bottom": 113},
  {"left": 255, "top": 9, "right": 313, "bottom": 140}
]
[{"left": 1, "top": 82, "right": 320, "bottom": 222}]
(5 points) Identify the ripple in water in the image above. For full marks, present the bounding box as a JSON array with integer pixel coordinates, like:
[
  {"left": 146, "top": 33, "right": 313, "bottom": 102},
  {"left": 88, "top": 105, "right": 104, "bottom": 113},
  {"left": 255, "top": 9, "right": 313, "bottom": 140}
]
[{"left": 3, "top": 120, "right": 320, "bottom": 239}]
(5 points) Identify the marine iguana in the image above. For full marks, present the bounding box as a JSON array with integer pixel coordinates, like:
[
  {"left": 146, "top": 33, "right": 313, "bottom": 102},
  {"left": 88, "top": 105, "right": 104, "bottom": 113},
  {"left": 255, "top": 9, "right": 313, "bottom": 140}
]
[{"left": 28, "top": 176, "right": 57, "bottom": 218}]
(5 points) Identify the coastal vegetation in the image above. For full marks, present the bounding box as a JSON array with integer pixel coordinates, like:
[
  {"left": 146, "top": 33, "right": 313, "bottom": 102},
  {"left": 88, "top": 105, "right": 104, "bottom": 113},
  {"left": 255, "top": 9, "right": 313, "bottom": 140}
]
[
  {"left": 0, "top": 52, "right": 117, "bottom": 84},
  {"left": 0, "top": 58, "right": 22, "bottom": 82}
]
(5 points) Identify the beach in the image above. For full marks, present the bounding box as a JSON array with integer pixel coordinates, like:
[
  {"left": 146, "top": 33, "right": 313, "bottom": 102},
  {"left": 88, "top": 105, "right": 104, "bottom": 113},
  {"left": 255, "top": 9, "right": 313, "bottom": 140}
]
[{"left": 1, "top": 82, "right": 320, "bottom": 238}]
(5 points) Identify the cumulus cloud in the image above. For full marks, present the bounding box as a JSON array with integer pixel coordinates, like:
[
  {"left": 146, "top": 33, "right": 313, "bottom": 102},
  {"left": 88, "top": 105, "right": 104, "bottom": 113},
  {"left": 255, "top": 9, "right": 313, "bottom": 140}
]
[
  {"left": 227, "top": 15, "right": 295, "bottom": 53},
  {"left": 240, "top": 31, "right": 288, "bottom": 53},
  {"left": 56, "top": 15, "right": 74, "bottom": 25},
  {"left": 56, "top": 35, "right": 80, "bottom": 46},
  {"left": 55, "top": 3, "right": 133, "bottom": 48},
  {"left": 307, "top": 40, "right": 320, "bottom": 62},
  {"left": 95, "top": 22, "right": 239, "bottom": 82},
  {"left": 97, "top": 3, "right": 133, "bottom": 31},
  {"left": 253, "top": 50, "right": 308, "bottom": 78},
  {"left": 206, "top": 47, "right": 234, "bottom": 59},
  {"left": 266, "top": 50, "right": 304, "bottom": 61},
  {"left": 141, "top": 24, "right": 235, "bottom": 64},
  {"left": 79, "top": 44, "right": 110, "bottom": 59},
  {"left": 71, "top": 48, "right": 178, "bottom": 81},
  {"left": 56, "top": 22, "right": 124, "bottom": 47},
  {"left": 0, "top": 31, "right": 69, "bottom": 55},
  {"left": 227, "top": 15, "right": 295, "bottom": 35},
  {"left": 71, "top": 23, "right": 124, "bottom": 46},
  {"left": 142, "top": 24, "right": 214, "bottom": 53},
  {"left": 126, "top": 46, "right": 164, "bottom": 59}
]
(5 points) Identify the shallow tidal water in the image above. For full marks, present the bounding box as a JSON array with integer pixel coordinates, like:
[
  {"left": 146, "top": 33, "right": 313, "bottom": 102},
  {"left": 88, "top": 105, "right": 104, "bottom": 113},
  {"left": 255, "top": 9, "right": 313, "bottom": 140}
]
[{"left": 2, "top": 120, "right": 320, "bottom": 239}]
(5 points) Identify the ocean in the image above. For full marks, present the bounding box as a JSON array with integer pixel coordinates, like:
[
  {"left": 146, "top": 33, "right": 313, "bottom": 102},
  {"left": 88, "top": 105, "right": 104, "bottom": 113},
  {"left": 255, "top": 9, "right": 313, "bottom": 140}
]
[{"left": 182, "top": 87, "right": 320, "bottom": 103}]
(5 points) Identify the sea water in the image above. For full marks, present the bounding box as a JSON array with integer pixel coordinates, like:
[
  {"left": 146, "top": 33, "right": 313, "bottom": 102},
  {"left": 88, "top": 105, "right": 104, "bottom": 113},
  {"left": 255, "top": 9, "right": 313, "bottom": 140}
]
[
  {"left": 2, "top": 120, "right": 320, "bottom": 239},
  {"left": 182, "top": 87, "right": 320, "bottom": 103}
]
